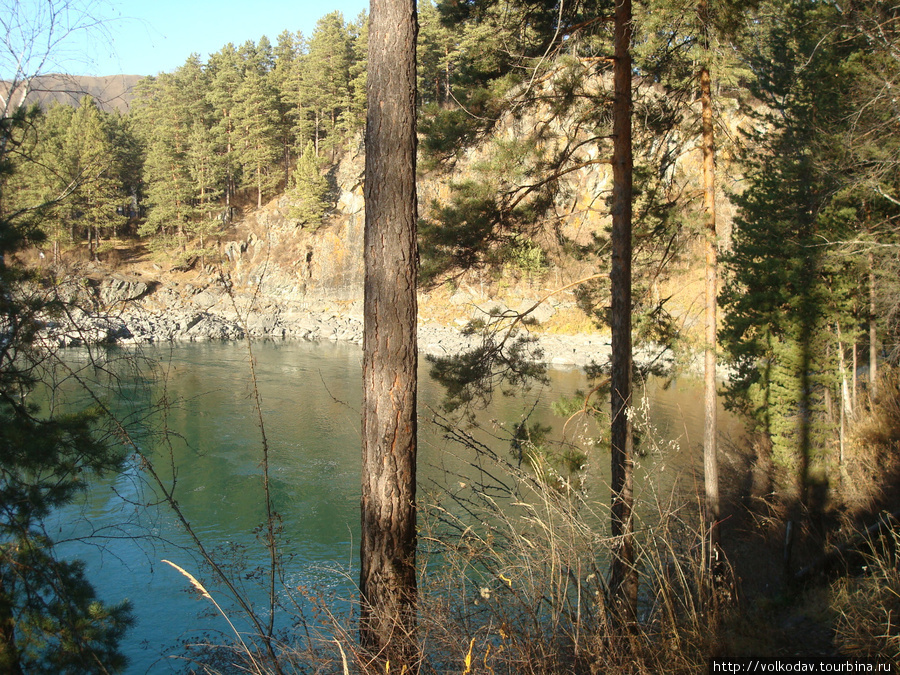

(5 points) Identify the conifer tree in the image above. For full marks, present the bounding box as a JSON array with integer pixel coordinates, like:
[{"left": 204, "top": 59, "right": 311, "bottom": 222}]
[
  {"left": 66, "top": 96, "right": 126, "bottom": 258},
  {"left": 4, "top": 104, "right": 76, "bottom": 261},
  {"left": 720, "top": 0, "right": 869, "bottom": 496},
  {"left": 131, "top": 55, "right": 229, "bottom": 250},
  {"left": 631, "top": 0, "right": 753, "bottom": 554},
  {"left": 609, "top": 0, "right": 637, "bottom": 622},
  {"left": 0, "top": 6, "right": 135, "bottom": 664},
  {"left": 422, "top": 0, "right": 649, "bottom": 622},
  {"left": 235, "top": 68, "right": 282, "bottom": 208},
  {"left": 177, "top": 53, "right": 223, "bottom": 230},
  {"left": 360, "top": 0, "right": 419, "bottom": 663},
  {"left": 5, "top": 99, "right": 127, "bottom": 260},
  {"left": 288, "top": 141, "right": 330, "bottom": 227},
  {"left": 829, "top": 0, "right": 900, "bottom": 385},
  {"left": 207, "top": 44, "right": 245, "bottom": 206},
  {"left": 276, "top": 33, "right": 315, "bottom": 154},
  {"left": 185, "top": 118, "right": 224, "bottom": 254},
  {"left": 132, "top": 72, "right": 194, "bottom": 247},
  {"left": 303, "top": 12, "right": 353, "bottom": 158},
  {"left": 272, "top": 30, "right": 305, "bottom": 182},
  {"left": 245, "top": 35, "right": 276, "bottom": 75},
  {"left": 345, "top": 11, "right": 369, "bottom": 132},
  {"left": 417, "top": 0, "right": 456, "bottom": 106}
]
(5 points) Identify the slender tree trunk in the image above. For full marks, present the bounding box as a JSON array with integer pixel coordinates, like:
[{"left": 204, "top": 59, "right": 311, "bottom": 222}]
[
  {"left": 444, "top": 48, "right": 451, "bottom": 104},
  {"left": 225, "top": 112, "right": 234, "bottom": 206},
  {"left": 359, "top": 0, "right": 419, "bottom": 665},
  {"left": 314, "top": 110, "right": 321, "bottom": 157},
  {"left": 837, "top": 322, "right": 848, "bottom": 465},
  {"left": 257, "top": 159, "right": 263, "bottom": 209},
  {"left": 0, "top": 572, "right": 24, "bottom": 675},
  {"left": 699, "top": 10, "right": 720, "bottom": 558},
  {"left": 608, "top": 0, "right": 637, "bottom": 624},
  {"left": 868, "top": 251, "right": 877, "bottom": 398}
]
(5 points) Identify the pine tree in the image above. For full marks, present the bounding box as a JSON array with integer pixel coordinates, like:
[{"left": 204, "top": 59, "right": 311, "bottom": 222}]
[
  {"left": 4, "top": 99, "right": 127, "bottom": 261},
  {"left": 1, "top": 95, "right": 133, "bottom": 675},
  {"left": 345, "top": 11, "right": 369, "bottom": 133},
  {"left": 235, "top": 68, "right": 282, "bottom": 208},
  {"left": 288, "top": 141, "right": 330, "bottom": 227},
  {"left": 272, "top": 30, "right": 305, "bottom": 183},
  {"left": 421, "top": 0, "right": 652, "bottom": 622},
  {"left": 185, "top": 118, "right": 224, "bottom": 256},
  {"left": 720, "top": 0, "right": 868, "bottom": 495},
  {"left": 608, "top": 0, "right": 637, "bottom": 623},
  {"left": 207, "top": 44, "right": 245, "bottom": 207},
  {"left": 303, "top": 12, "right": 353, "bottom": 158},
  {"left": 828, "top": 0, "right": 900, "bottom": 388},
  {"left": 360, "top": 0, "right": 419, "bottom": 662},
  {"left": 4, "top": 104, "right": 76, "bottom": 261},
  {"left": 132, "top": 55, "right": 226, "bottom": 252},
  {"left": 66, "top": 96, "right": 126, "bottom": 258},
  {"left": 417, "top": 0, "right": 456, "bottom": 106},
  {"left": 131, "top": 72, "right": 194, "bottom": 246},
  {"left": 276, "top": 33, "right": 315, "bottom": 155}
]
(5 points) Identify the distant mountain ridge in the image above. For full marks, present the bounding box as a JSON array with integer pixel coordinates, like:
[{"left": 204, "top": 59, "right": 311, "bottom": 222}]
[{"left": 0, "top": 74, "right": 142, "bottom": 114}]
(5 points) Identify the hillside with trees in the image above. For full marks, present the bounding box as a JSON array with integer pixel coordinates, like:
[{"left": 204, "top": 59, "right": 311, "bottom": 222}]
[{"left": 2, "top": 0, "right": 899, "bottom": 671}]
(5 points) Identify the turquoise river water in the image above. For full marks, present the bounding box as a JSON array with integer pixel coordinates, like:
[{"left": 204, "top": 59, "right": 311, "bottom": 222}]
[{"left": 46, "top": 339, "right": 743, "bottom": 673}]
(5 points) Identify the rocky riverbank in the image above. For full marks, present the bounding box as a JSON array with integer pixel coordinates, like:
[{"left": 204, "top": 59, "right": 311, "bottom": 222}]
[{"left": 41, "top": 271, "right": 675, "bottom": 372}]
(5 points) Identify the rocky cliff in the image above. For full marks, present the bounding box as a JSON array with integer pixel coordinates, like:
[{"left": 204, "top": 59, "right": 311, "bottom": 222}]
[{"left": 42, "top": 76, "right": 753, "bottom": 373}]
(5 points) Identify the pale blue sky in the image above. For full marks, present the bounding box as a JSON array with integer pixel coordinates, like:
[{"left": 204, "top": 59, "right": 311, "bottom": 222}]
[{"left": 25, "top": 0, "right": 370, "bottom": 78}]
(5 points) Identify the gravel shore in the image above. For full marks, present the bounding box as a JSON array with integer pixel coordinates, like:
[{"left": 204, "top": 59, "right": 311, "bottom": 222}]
[{"left": 41, "top": 273, "right": 674, "bottom": 372}]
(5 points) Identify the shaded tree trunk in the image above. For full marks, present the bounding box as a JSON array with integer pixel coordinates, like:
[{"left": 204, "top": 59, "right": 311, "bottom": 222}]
[
  {"left": 608, "top": 0, "right": 637, "bottom": 624},
  {"left": 868, "top": 251, "right": 877, "bottom": 397},
  {"left": 0, "top": 573, "right": 24, "bottom": 675},
  {"left": 257, "top": 158, "right": 263, "bottom": 209},
  {"left": 359, "top": 0, "right": 419, "bottom": 665},
  {"left": 700, "top": 0, "right": 720, "bottom": 558}
]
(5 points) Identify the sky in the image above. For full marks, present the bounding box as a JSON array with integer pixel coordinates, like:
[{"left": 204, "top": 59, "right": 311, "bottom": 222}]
[{"left": 7, "top": 0, "right": 370, "bottom": 80}]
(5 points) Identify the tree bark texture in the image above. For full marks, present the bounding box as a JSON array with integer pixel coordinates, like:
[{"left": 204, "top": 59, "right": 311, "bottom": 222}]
[
  {"left": 699, "top": 8, "right": 721, "bottom": 553},
  {"left": 608, "top": 0, "right": 637, "bottom": 623},
  {"left": 360, "top": 0, "right": 419, "bottom": 664}
]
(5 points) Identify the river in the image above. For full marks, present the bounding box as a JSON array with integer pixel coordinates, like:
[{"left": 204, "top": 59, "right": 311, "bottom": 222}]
[{"left": 48, "top": 339, "right": 744, "bottom": 673}]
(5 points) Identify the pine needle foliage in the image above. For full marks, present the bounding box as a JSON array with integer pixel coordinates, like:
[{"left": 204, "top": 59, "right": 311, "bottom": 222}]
[
  {"left": 288, "top": 141, "right": 331, "bottom": 228},
  {"left": 720, "top": 0, "right": 900, "bottom": 493},
  {"left": 1, "top": 107, "right": 133, "bottom": 674}
]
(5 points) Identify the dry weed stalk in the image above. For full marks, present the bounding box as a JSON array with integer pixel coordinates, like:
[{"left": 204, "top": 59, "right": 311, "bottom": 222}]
[
  {"left": 842, "top": 368, "right": 900, "bottom": 513},
  {"left": 417, "top": 406, "right": 736, "bottom": 675},
  {"left": 831, "top": 528, "right": 900, "bottom": 664},
  {"left": 162, "top": 559, "right": 267, "bottom": 674}
]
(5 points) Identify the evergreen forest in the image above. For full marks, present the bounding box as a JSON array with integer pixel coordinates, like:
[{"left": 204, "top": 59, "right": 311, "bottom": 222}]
[{"left": 1, "top": 0, "right": 900, "bottom": 671}]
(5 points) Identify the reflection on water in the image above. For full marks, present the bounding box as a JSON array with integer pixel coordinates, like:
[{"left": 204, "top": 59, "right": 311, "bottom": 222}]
[{"left": 49, "top": 340, "right": 744, "bottom": 673}]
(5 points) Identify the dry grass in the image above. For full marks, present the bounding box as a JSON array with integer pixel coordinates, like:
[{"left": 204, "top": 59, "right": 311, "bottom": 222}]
[
  {"left": 831, "top": 528, "right": 900, "bottom": 666},
  {"left": 841, "top": 369, "right": 900, "bottom": 515},
  {"left": 155, "top": 369, "right": 900, "bottom": 674},
  {"left": 413, "top": 412, "right": 734, "bottom": 675}
]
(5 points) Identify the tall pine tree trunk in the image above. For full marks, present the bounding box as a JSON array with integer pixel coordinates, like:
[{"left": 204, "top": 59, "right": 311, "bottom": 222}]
[
  {"left": 359, "top": 0, "right": 419, "bottom": 664},
  {"left": 868, "top": 251, "right": 877, "bottom": 398},
  {"left": 699, "top": 0, "right": 720, "bottom": 558},
  {"left": 837, "top": 322, "right": 849, "bottom": 465},
  {"left": 314, "top": 110, "right": 321, "bottom": 157},
  {"left": 257, "top": 158, "right": 263, "bottom": 209},
  {"left": 608, "top": 0, "right": 637, "bottom": 624}
]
